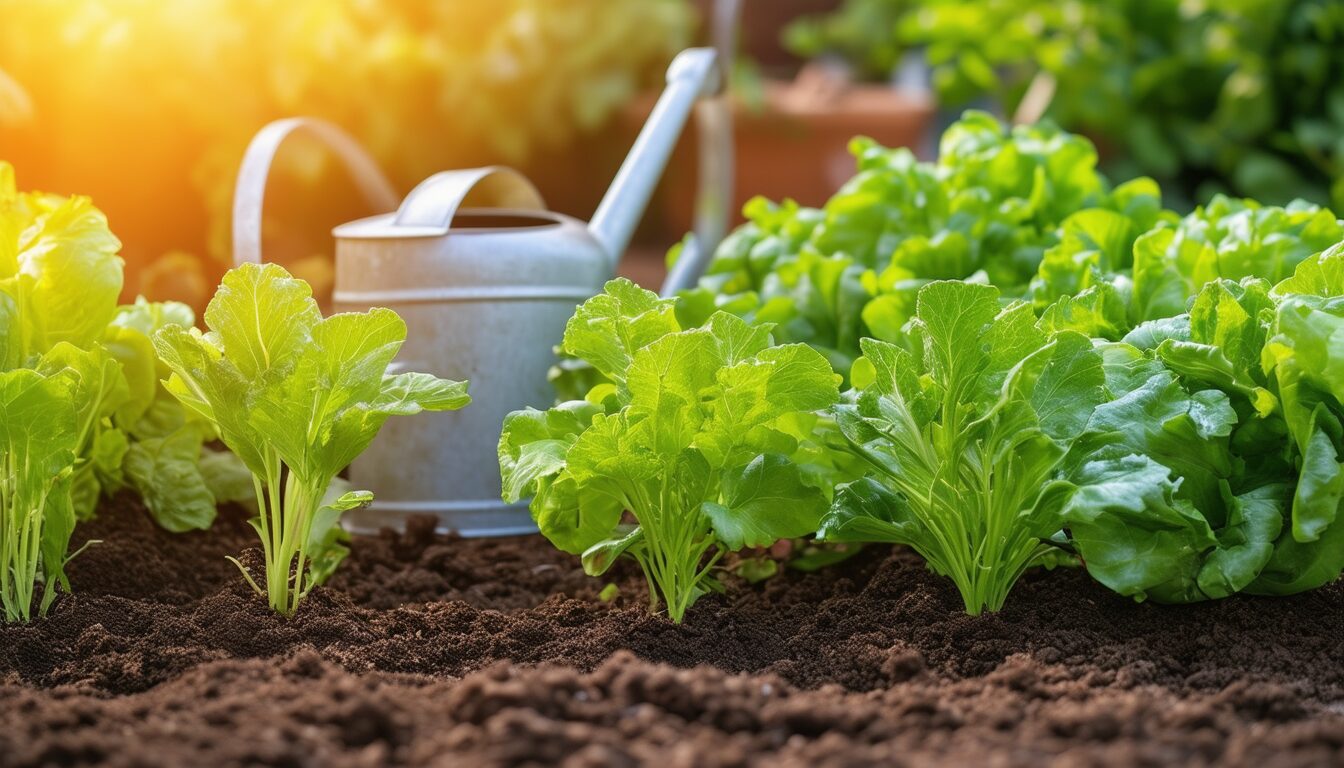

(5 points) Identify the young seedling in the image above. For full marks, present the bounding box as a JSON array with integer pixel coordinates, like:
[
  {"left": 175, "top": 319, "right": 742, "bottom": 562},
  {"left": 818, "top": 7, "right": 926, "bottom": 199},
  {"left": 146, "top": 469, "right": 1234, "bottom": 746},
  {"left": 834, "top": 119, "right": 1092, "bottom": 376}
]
[
  {"left": 821, "top": 281, "right": 1108, "bottom": 614},
  {"left": 1, "top": 163, "right": 124, "bottom": 621},
  {"left": 500, "top": 279, "right": 839, "bottom": 622},
  {"left": 154, "top": 263, "right": 469, "bottom": 616},
  {"left": 0, "top": 366, "right": 81, "bottom": 622}
]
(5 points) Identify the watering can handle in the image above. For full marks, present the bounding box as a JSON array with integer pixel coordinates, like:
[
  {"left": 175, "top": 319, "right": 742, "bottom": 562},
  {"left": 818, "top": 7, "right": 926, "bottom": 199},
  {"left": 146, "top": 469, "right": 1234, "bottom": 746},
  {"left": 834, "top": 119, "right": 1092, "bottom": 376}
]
[
  {"left": 660, "top": 0, "right": 741, "bottom": 296},
  {"left": 394, "top": 167, "right": 546, "bottom": 233},
  {"left": 233, "top": 117, "right": 399, "bottom": 266}
]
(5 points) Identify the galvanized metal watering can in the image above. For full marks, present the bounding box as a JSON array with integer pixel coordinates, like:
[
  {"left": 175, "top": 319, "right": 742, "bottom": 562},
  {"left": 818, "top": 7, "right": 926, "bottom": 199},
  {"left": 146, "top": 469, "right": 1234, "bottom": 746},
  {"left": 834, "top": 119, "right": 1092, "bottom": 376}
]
[{"left": 233, "top": 48, "right": 726, "bottom": 535}]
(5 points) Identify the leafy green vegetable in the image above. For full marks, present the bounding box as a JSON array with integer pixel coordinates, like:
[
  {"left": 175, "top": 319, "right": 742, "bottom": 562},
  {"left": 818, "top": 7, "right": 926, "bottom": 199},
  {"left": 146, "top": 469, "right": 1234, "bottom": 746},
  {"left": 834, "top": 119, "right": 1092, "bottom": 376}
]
[
  {"left": 1131, "top": 199, "right": 1343, "bottom": 320},
  {"left": 935, "top": 186, "right": 1344, "bottom": 604},
  {"left": 679, "top": 111, "right": 1344, "bottom": 606},
  {"left": 500, "top": 279, "right": 839, "bottom": 623},
  {"left": 819, "top": 281, "right": 1106, "bottom": 614},
  {"left": 154, "top": 262, "right": 470, "bottom": 615},
  {"left": 0, "top": 160, "right": 124, "bottom": 620},
  {"left": 816, "top": 272, "right": 1344, "bottom": 609},
  {"left": 0, "top": 365, "right": 83, "bottom": 622},
  {"left": 1251, "top": 246, "right": 1344, "bottom": 591},
  {"left": 1034, "top": 195, "right": 1344, "bottom": 333},
  {"left": 897, "top": 0, "right": 1344, "bottom": 211},
  {"left": 0, "top": 169, "right": 128, "bottom": 517},
  {"left": 0, "top": 161, "right": 240, "bottom": 533},
  {"left": 677, "top": 112, "right": 1165, "bottom": 377},
  {"left": 1058, "top": 333, "right": 1284, "bottom": 602},
  {"left": 108, "top": 298, "right": 254, "bottom": 531},
  {"left": 123, "top": 429, "right": 217, "bottom": 533},
  {"left": 1047, "top": 243, "right": 1344, "bottom": 602}
]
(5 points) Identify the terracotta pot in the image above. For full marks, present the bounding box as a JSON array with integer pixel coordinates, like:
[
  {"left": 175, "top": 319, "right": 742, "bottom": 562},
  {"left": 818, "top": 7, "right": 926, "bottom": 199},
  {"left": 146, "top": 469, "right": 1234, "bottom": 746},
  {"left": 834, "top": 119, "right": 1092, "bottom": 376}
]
[{"left": 632, "top": 77, "right": 934, "bottom": 243}]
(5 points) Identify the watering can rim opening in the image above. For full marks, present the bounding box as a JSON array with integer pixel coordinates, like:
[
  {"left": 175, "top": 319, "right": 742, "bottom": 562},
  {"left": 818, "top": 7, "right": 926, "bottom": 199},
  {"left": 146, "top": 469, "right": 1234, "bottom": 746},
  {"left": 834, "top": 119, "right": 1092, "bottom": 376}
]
[{"left": 333, "top": 206, "right": 577, "bottom": 240}]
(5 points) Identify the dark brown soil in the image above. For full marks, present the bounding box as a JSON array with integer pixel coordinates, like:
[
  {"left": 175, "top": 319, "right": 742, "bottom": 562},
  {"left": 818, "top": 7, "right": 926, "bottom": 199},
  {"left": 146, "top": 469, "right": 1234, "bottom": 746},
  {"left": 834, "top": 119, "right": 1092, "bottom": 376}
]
[{"left": 2, "top": 492, "right": 1343, "bottom": 767}]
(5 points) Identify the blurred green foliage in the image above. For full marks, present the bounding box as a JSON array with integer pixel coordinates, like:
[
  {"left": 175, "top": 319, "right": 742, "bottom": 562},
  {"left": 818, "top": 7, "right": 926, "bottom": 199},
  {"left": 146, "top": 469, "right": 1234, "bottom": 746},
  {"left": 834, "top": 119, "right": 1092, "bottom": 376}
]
[
  {"left": 786, "top": 0, "right": 1344, "bottom": 212},
  {"left": 0, "top": 0, "right": 695, "bottom": 302},
  {"left": 784, "top": 0, "right": 917, "bottom": 81}
]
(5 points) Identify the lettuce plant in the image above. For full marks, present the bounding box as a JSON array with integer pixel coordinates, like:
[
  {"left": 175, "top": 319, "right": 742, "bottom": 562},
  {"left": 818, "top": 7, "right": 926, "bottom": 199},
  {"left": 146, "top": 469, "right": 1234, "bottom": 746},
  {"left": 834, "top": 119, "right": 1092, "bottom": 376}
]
[
  {"left": 815, "top": 277, "right": 1310, "bottom": 610},
  {"left": 677, "top": 112, "right": 1165, "bottom": 377},
  {"left": 1018, "top": 188, "right": 1344, "bottom": 602},
  {"left": 104, "top": 298, "right": 255, "bottom": 531},
  {"left": 814, "top": 237, "right": 1344, "bottom": 608},
  {"left": 0, "top": 161, "right": 125, "bottom": 620},
  {"left": 1257, "top": 248, "right": 1344, "bottom": 590},
  {"left": 153, "top": 262, "right": 469, "bottom": 615},
  {"left": 0, "top": 162, "right": 240, "bottom": 533},
  {"left": 676, "top": 112, "right": 1344, "bottom": 607},
  {"left": 1033, "top": 195, "right": 1344, "bottom": 337},
  {"left": 1059, "top": 321, "right": 1286, "bottom": 602},
  {"left": 819, "top": 281, "right": 1107, "bottom": 614},
  {"left": 1059, "top": 244, "right": 1344, "bottom": 601},
  {"left": 500, "top": 279, "right": 839, "bottom": 623},
  {"left": 0, "top": 365, "right": 82, "bottom": 622}
]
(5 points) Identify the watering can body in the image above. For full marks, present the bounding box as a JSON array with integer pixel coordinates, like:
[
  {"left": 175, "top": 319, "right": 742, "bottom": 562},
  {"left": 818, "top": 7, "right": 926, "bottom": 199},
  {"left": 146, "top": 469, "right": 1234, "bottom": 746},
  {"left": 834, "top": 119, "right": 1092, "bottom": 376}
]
[
  {"left": 234, "top": 48, "right": 725, "bottom": 535},
  {"left": 332, "top": 203, "right": 607, "bottom": 535}
]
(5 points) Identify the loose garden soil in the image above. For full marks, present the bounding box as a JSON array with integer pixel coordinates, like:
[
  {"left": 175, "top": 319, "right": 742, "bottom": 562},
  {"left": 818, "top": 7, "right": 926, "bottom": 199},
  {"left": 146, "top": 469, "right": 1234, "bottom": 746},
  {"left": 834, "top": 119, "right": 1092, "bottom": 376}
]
[{"left": 2, "top": 493, "right": 1343, "bottom": 767}]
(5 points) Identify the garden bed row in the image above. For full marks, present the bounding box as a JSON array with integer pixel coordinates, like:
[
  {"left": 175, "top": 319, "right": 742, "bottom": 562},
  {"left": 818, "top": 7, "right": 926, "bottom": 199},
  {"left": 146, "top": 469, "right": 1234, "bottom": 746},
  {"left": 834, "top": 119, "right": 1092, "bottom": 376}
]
[{"left": 2, "top": 495, "right": 1342, "bottom": 767}]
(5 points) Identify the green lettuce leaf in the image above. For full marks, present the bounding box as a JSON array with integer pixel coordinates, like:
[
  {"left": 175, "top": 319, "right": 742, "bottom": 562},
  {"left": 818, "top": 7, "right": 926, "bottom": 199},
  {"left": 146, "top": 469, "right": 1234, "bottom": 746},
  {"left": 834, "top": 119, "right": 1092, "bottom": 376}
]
[
  {"left": 1057, "top": 247, "right": 1344, "bottom": 602},
  {"left": 123, "top": 428, "right": 217, "bottom": 533},
  {"left": 677, "top": 112, "right": 1160, "bottom": 380},
  {"left": 0, "top": 366, "right": 82, "bottom": 622},
  {"left": 155, "top": 262, "right": 469, "bottom": 615},
  {"left": 500, "top": 279, "right": 839, "bottom": 622},
  {"left": 821, "top": 281, "right": 1106, "bottom": 614},
  {"left": 1130, "top": 196, "right": 1343, "bottom": 323},
  {"left": 0, "top": 165, "right": 223, "bottom": 534}
]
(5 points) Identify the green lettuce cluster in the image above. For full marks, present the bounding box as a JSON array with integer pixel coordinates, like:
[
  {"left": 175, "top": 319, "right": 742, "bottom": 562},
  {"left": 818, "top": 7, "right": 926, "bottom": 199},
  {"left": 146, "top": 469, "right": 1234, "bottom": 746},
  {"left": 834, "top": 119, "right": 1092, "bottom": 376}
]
[
  {"left": 678, "top": 111, "right": 1166, "bottom": 376},
  {"left": 820, "top": 283, "right": 1106, "bottom": 614},
  {"left": 823, "top": 265, "right": 1344, "bottom": 610},
  {"left": 502, "top": 279, "right": 839, "bottom": 622},
  {"left": 1082, "top": 246, "right": 1344, "bottom": 598},
  {"left": 0, "top": 162, "right": 252, "bottom": 621},
  {"left": 653, "top": 113, "right": 1344, "bottom": 614},
  {"left": 154, "top": 263, "right": 471, "bottom": 616}
]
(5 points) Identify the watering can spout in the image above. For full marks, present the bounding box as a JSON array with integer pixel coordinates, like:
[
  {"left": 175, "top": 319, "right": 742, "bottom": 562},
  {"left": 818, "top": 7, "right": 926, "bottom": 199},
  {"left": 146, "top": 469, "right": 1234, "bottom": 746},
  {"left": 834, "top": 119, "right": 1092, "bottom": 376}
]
[{"left": 589, "top": 47, "right": 721, "bottom": 270}]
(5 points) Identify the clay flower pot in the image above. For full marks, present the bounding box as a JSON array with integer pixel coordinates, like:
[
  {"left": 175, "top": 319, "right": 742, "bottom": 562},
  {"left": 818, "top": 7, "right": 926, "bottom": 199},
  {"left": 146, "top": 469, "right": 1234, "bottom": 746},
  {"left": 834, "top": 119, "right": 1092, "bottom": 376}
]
[{"left": 627, "top": 65, "right": 935, "bottom": 241}]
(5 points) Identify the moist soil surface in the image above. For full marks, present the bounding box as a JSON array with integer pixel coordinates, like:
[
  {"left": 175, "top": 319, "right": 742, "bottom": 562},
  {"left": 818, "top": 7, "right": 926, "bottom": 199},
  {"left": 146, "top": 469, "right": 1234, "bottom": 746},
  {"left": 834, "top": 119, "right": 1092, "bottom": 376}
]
[{"left": 2, "top": 494, "right": 1343, "bottom": 767}]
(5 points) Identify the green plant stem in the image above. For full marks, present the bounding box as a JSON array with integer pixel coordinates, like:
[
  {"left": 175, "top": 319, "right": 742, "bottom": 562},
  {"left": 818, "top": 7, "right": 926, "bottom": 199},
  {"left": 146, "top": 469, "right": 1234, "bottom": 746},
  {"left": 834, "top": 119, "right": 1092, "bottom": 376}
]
[
  {"left": 860, "top": 414, "right": 1049, "bottom": 617},
  {"left": 228, "top": 452, "right": 333, "bottom": 617},
  {"left": 0, "top": 451, "right": 40, "bottom": 623},
  {"left": 947, "top": 426, "right": 1049, "bottom": 616},
  {"left": 236, "top": 450, "right": 325, "bottom": 617},
  {"left": 628, "top": 478, "right": 721, "bottom": 624},
  {"left": 263, "top": 452, "right": 286, "bottom": 614}
]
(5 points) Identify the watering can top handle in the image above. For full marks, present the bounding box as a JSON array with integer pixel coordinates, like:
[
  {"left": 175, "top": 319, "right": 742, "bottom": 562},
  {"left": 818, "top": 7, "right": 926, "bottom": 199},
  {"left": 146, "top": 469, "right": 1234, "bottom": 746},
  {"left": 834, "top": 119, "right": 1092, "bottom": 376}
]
[
  {"left": 656, "top": 0, "right": 743, "bottom": 296},
  {"left": 394, "top": 167, "right": 546, "bottom": 233},
  {"left": 235, "top": 120, "right": 546, "bottom": 263},
  {"left": 233, "top": 117, "right": 400, "bottom": 266}
]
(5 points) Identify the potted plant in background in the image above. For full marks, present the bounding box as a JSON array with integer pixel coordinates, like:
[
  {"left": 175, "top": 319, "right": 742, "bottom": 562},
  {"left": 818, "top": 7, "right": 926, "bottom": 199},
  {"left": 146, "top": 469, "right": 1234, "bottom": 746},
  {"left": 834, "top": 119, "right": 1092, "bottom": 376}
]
[{"left": 624, "top": 0, "right": 934, "bottom": 279}]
